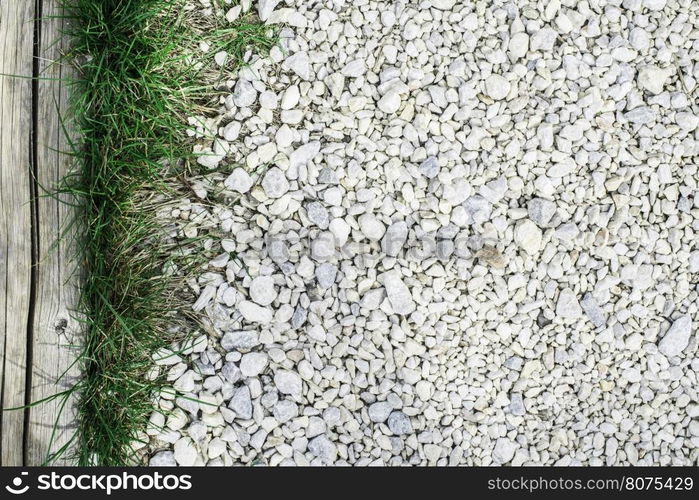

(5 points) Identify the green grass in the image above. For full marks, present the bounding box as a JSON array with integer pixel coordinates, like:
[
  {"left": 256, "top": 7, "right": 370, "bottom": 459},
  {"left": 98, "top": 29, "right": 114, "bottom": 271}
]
[{"left": 56, "top": 0, "right": 277, "bottom": 465}]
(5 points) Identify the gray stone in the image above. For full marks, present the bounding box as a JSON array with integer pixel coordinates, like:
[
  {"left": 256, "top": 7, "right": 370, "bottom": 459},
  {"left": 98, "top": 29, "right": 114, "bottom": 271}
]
[
  {"left": 221, "top": 330, "right": 260, "bottom": 351},
  {"left": 291, "top": 306, "right": 307, "bottom": 329},
  {"left": 387, "top": 411, "right": 412, "bottom": 435},
  {"left": 508, "top": 393, "right": 525, "bottom": 416},
  {"left": 315, "top": 263, "right": 338, "bottom": 289},
  {"left": 221, "top": 362, "right": 242, "bottom": 383},
  {"left": 262, "top": 167, "right": 290, "bottom": 198},
  {"left": 308, "top": 435, "right": 337, "bottom": 464},
  {"left": 273, "top": 400, "right": 298, "bottom": 423},
  {"left": 317, "top": 167, "right": 338, "bottom": 184},
  {"left": 581, "top": 293, "right": 606, "bottom": 328},
  {"left": 624, "top": 106, "right": 656, "bottom": 125},
  {"left": 382, "top": 221, "right": 408, "bottom": 257},
  {"left": 229, "top": 385, "right": 253, "bottom": 419},
  {"left": 306, "top": 201, "right": 329, "bottom": 229},
  {"left": 528, "top": 198, "right": 557, "bottom": 226},
  {"left": 368, "top": 401, "right": 393, "bottom": 423},
  {"left": 419, "top": 157, "right": 440, "bottom": 178},
  {"left": 463, "top": 195, "right": 492, "bottom": 225}
]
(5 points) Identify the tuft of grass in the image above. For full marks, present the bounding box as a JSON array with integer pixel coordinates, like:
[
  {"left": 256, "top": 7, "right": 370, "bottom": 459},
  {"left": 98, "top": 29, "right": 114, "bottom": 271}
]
[{"left": 56, "top": 0, "right": 277, "bottom": 465}]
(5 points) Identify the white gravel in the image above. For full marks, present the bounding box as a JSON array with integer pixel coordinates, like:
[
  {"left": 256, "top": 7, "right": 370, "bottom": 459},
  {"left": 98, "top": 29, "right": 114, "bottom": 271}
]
[{"left": 148, "top": 0, "right": 699, "bottom": 466}]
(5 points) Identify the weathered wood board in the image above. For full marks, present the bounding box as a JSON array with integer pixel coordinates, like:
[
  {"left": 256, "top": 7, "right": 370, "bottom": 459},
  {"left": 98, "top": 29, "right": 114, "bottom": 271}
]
[
  {"left": 0, "top": 0, "right": 35, "bottom": 467},
  {"left": 1, "top": 0, "right": 80, "bottom": 465},
  {"left": 27, "top": 0, "right": 81, "bottom": 466}
]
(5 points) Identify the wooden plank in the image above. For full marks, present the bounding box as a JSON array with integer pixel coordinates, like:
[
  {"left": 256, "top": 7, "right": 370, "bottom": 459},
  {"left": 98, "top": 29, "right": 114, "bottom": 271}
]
[
  {"left": 26, "top": 0, "right": 81, "bottom": 465},
  {"left": 0, "top": 0, "right": 36, "bottom": 466}
]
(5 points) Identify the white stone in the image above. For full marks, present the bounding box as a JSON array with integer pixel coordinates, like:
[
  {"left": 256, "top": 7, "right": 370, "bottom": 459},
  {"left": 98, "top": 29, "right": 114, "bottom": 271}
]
[
  {"left": 275, "top": 370, "right": 302, "bottom": 397},
  {"left": 624, "top": 106, "right": 656, "bottom": 124},
  {"left": 514, "top": 220, "right": 542, "bottom": 255},
  {"left": 530, "top": 27, "right": 557, "bottom": 51},
  {"left": 283, "top": 52, "right": 312, "bottom": 81},
  {"left": 310, "top": 231, "right": 335, "bottom": 261},
  {"left": 225, "top": 6, "right": 242, "bottom": 23},
  {"left": 658, "top": 315, "right": 692, "bottom": 357},
  {"left": 382, "top": 270, "right": 416, "bottom": 315},
  {"left": 249, "top": 276, "right": 277, "bottom": 306},
  {"left": 232, "top": 79, "right": 257, "bottom": 108},
  {"left": 281, "top": 85, "right": 300, "bottom": 110},
  {"left": 174, "top": 438, "right": 198, "bottom": 466},
  {"left": 430, "top": 0, "right": 456, "bottom": 9},
  {"left": 484, "top": 74, "right": 510, "bottom": 100},
  {"left": 341, "top": 59, "right": 366, "bottom": 78},
  {"left": 509, "top": 32, "right": 529, "bottom": 59},
  {"left": 492, "top": 438, "right": 518, "bottom": 464},
  {"left": 240, "top": 352, "right": 268, "bottom": 377},
  {"left": 638, "top": 66, "right": 670, "bottom": 95},
  {"left": 257, "top": 0, "right": 280, "bottom": 21},
  {"left": 224, "top": 168, "right": 253, "bottom": 193},
  {"left": 358, "top": 213, "right": 386, "bottom": 241},
  {"left": 556, "top": 288, "right": 582, "bottom": 320},
  {"left": 238, "top": 301, "right": 273, "bottom": 324},
  {"left": 222, "top": 121, "right": 241, "bottom": 141},
  {"left": 150, "top": 451, "right": 176, "bottom": 466},
  {"left": 329, "top": 218, "right": 351, "bottom": 247},
  {"left": 275, "top": 124, "right": 293, "bottom": 148},
  {"left": 289, "top": 141, "right": 320, "bottom": 174},
  {"left": 259, "top": 90, "right": 278, "bottom": 109},
  {"left": 377, "top": 92, "right": 401, "bottom": 114},
  {"left": 643, "top": 0, "right": 666, "bottom": 10},
  {"left": 261, "top": 167, "right": 290, "bottom": 198}
]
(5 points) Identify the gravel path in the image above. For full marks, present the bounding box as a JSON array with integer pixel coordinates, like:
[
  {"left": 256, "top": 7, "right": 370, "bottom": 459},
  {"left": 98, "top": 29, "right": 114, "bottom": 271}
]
[{"left": 147, "top": 0, "right": 698, "bottom": 466}]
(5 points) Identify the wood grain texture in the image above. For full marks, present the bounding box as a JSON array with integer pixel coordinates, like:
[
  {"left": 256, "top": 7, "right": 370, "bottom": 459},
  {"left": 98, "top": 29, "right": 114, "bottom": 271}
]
[
  {"left": 0, "top": 0, "right": 35, "bottom": 466},
  {"left": 27, "top": 0, "right": 80, "bottom": 466}
]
